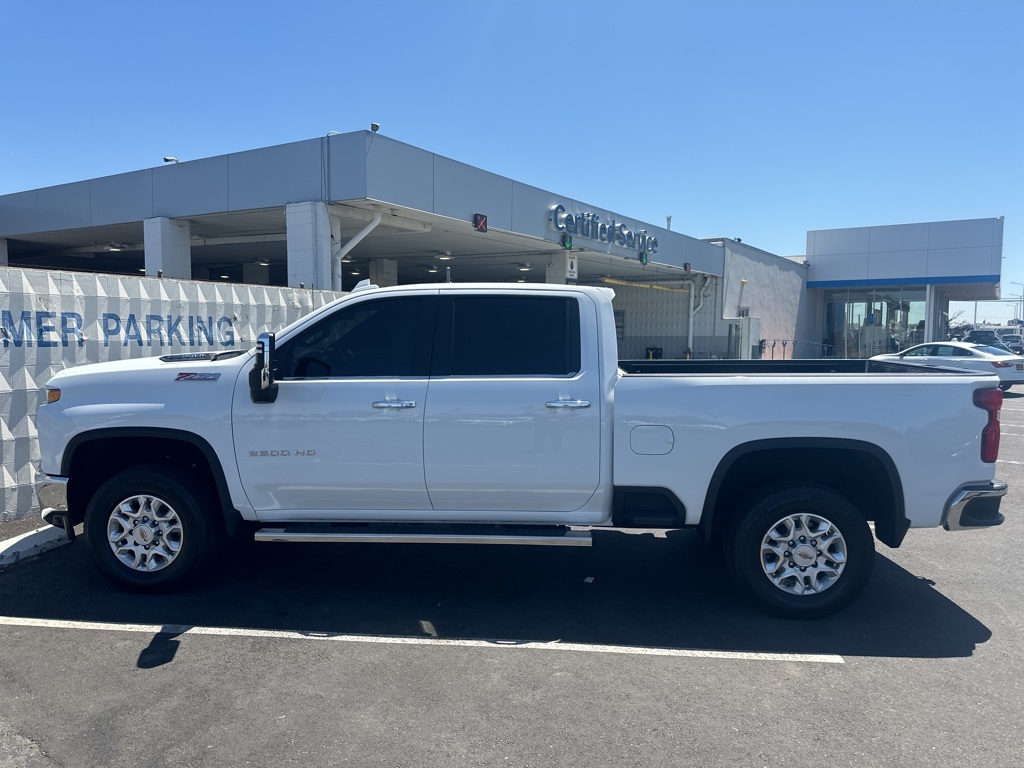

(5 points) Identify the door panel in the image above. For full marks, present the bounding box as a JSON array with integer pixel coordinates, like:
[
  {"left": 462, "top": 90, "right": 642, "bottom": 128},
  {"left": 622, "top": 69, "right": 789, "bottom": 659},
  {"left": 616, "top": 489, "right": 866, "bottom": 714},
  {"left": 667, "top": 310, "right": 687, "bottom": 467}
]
[
  {"left": 423, "top": 293, "right": 601, "bottom": 512},
  {"left": 232, "top": 294, "right": 436, "bottom": 515},
  {"left": 423, "top": 376, "right": 601, "bottom": 512}
]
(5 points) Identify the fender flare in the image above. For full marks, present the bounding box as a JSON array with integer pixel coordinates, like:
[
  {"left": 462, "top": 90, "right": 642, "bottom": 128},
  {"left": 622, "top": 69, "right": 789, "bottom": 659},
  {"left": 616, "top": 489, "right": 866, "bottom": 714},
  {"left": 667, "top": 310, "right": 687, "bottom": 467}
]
[
  {"left": 62, "top": 427, "right": 245, "bottom": 537},
  {"left": 700, "top": 437, "right": 909, "bottom": 548}
]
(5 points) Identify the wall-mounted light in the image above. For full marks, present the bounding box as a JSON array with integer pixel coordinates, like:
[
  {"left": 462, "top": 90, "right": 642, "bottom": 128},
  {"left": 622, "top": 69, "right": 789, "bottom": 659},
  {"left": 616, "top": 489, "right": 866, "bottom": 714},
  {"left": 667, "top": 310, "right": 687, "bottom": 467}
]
[
  {"left": 220, "top": 274, "right": 230, "bottom": 279},
  {"left": 163, "top": 156, "right": 179, "bottom": 164},
  {"left": 257, "top": 260, "right": 270, "bottom": 267},
  {"left": 350, "top": 270, "right": 360, "bottom": 276}
]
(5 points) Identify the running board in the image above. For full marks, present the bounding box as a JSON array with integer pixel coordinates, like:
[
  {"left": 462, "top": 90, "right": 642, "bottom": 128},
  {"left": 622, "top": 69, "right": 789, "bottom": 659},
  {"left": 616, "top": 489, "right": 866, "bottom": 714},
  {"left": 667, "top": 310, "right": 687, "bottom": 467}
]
[{"left": 254, "top": 523, "right": 592, "bottom": 547}]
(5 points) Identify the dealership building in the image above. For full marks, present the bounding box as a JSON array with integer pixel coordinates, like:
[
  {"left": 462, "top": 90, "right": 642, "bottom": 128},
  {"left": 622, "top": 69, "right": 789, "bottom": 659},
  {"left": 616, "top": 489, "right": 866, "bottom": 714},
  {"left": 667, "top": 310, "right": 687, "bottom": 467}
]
[{"left": 0, "top": 130, "right": 1005, "bottom": 518}]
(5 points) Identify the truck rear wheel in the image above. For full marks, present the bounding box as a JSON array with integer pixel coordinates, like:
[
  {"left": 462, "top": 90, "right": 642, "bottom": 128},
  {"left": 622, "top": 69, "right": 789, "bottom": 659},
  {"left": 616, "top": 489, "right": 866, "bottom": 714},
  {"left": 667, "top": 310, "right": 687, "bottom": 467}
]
[
  {"left": 84, "top": 464, "right": 221, "bottom": 590},
  {"left": 726, "top": 486, "right": 874, "bottom": 618}
]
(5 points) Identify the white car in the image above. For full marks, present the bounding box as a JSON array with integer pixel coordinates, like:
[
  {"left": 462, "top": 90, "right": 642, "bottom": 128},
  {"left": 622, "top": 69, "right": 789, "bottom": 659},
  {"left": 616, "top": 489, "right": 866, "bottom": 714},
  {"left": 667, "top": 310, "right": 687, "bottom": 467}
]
[{"left": 872, "top": 341, "right": 1024, "bottom": 390}]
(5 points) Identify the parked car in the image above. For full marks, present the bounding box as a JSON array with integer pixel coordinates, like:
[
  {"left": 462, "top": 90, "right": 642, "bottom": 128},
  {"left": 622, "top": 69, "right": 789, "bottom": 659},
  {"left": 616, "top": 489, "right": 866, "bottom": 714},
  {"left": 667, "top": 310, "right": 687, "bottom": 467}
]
[
  {"left": 999, "top": 334, "right": 1024, "bottom": 354},
  {"left": 871, "top": 341, "right": 1024, "bottom": 390},
  {"left": 963, "top": 329, "right": 1000, "bottom": 345}
]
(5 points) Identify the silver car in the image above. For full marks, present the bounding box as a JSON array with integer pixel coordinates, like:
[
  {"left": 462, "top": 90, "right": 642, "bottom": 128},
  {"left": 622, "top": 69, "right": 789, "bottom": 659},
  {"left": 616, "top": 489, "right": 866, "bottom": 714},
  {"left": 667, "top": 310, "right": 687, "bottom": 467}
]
[
  {"left": 999, "top": 334, "right": 1024, "bottom": 354},
  {"left": 871, "top": 341, "right": 1024, "bottom": 391}
]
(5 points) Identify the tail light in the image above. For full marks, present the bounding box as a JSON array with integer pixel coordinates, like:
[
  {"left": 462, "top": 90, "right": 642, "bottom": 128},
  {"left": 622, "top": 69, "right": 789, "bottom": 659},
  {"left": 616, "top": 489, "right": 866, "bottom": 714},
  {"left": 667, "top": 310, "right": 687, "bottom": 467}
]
[
  {"left": 974, "top": 387, "right": 1002, "bottom": 463},
  {"left": 990, "top": 361, "right": 1014, "bottom": 368}
]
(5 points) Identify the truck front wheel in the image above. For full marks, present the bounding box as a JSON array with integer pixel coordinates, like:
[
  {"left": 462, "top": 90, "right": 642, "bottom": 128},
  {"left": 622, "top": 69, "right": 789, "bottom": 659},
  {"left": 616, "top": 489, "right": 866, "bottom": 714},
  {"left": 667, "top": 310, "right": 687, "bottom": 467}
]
[
  {"left": 726, "top": 486, "right": 874, "bottom": 618},
  {"left": 84, "top": 464, "right": 221, "bottom": 590}
]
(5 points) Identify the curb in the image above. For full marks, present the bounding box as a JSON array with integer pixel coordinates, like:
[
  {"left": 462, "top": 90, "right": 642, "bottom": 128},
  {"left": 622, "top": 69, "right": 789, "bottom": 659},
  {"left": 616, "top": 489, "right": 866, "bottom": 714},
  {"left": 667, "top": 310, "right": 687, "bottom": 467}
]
[{"left": 0, "top": 526, "right": 70, "bottom": 570}]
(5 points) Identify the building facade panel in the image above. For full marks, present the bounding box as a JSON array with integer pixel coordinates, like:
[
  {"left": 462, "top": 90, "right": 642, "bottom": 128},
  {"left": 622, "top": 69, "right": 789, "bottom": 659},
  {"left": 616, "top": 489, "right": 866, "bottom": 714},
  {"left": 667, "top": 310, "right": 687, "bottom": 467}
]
[
  {"left": 153, "top": 155, "right": 230, "bottom": 217},
  {"left": 866, "top": 248, "right": 928, "bottom": 282},
  {"left": 90, "top": 170, "right": 154, "bottom": 225},
  {"left": 0, "top": 190, "right": 39, "bottom": 235},
  {"left": 926, "top": 247, "right": 997, "bottom": 279},
  {"left": 227, "top": 139, "right": 324, "bottom": 211},
  {"left": 37, "top": 182, "right": 92, "bottom": 232},
  {"left": 927, "top": 218, "right": 1000, "bottom": 249},
  {"left": 326, "top": 132, "right": 369, "bottom": 201},
  {"left": 867, "top": 222, "right": 930, "bottom": 253},
  {"left": 433, "top": 156, "right": 514, "bottom": 232},
  {"left": 364, "top": 136, "right": 434, "bottom": 212}
]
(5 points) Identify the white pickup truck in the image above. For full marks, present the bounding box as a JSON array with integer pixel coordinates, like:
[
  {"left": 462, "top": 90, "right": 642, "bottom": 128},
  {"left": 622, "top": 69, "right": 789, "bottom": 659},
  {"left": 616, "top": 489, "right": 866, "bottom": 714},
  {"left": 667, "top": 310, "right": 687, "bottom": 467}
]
[{"left": 35, "top": 282, "right": 1007, "bottom": 617}]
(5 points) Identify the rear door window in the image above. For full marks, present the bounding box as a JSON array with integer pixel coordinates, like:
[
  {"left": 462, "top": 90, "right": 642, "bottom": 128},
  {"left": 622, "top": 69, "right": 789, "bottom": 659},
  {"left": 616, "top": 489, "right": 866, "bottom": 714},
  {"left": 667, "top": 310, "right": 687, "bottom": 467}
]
[{"left": 432, "top": 295, "right": 581, "bottom": 376}]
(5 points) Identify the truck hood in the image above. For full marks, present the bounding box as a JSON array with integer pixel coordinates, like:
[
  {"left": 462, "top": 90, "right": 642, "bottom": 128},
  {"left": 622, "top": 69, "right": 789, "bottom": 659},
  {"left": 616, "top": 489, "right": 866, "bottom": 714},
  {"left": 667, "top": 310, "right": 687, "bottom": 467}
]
[{"left": 46, "top": 350, "right": 250, "bottom": 387}]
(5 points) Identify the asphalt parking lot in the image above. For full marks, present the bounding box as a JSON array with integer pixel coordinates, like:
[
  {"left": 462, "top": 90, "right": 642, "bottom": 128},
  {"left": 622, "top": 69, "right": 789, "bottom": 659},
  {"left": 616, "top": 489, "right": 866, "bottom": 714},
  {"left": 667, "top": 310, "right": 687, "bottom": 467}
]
[{"left": 2, "top": 399, "right": 1024, "bottom": 767}]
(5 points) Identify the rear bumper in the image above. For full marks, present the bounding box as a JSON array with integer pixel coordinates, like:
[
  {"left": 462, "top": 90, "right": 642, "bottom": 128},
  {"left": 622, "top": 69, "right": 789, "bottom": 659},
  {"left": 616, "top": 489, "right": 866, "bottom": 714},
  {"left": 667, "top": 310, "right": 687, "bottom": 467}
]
[{"left": 943, "top": 481, "right": 1007, "bottom": 531}]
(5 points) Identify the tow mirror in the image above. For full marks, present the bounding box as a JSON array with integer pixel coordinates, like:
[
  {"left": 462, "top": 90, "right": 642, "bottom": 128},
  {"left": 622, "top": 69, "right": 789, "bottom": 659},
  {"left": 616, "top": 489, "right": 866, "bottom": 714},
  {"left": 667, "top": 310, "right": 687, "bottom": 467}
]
[{"left": 249, "top": 332, "right": 279, "bottom": 403}]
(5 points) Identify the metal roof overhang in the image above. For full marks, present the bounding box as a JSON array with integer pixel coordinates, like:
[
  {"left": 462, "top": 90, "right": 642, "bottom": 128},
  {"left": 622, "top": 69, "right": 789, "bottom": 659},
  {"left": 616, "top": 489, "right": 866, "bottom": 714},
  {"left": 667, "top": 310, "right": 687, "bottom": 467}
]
[{"left": 3, "top": 200, "right": 709, "bottom": 288}]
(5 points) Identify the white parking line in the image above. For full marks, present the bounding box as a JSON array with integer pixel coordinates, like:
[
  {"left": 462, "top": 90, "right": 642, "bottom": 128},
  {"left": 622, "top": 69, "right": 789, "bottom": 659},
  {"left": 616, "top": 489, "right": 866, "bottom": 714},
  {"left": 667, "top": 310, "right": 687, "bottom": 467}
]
[
  {"left": 997, "top": 459, "right": 1024, "bottom": 465},
  {"left": 0, "top": 615, "right": 844, "bottom": 664}
]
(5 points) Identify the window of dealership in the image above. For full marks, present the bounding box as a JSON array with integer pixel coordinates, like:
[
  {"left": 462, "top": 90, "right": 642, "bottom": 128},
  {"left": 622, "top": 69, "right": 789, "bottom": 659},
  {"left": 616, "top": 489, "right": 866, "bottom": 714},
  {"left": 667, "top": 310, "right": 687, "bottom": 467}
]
[{"left": 823, "top": 286, "right": 928, "bottom": 358}]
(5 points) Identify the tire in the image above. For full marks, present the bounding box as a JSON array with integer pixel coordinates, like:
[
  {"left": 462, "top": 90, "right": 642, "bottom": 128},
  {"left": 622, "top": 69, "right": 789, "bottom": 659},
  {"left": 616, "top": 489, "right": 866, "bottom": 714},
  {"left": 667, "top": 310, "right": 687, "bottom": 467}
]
[
  {"left": 726, "top": 485, "right": 874, "bottom": 618},
  {"left": 999, "top": 383, "right": 1012, "bottom": 392},
  {"left": 84, "top": 463, "right": 222, "bottom": 590}
]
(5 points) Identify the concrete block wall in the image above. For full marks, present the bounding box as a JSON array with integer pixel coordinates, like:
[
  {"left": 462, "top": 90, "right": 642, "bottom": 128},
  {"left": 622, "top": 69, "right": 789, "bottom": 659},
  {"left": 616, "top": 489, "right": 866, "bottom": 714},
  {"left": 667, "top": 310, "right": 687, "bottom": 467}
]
[{"left": 0, "top": 267, "right": 343, "bottom": 521}]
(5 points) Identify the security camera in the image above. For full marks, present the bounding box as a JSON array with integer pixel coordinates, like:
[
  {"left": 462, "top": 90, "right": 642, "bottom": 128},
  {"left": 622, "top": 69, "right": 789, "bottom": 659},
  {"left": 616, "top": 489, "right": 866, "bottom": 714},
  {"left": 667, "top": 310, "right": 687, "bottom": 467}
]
[
  {"left": 163, "top": 156, "right": 180, "bottom": 164},
  {"left": 370, "top": 123, "right": 380, "bottom": 133}
]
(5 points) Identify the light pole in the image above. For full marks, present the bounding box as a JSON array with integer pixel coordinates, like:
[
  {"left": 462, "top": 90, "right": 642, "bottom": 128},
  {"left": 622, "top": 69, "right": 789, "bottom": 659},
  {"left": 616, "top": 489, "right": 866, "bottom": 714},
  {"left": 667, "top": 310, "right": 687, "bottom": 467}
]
[{"left": 1012, "top": 283, "right": 1024, "bottom": 326}]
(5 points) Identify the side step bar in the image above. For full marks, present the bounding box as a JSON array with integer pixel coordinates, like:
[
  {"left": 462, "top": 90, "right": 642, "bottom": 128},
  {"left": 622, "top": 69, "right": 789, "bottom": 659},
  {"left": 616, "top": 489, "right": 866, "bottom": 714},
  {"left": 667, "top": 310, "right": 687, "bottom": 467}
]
[{"left": 254, "top": 523, "right": 592, "bottom": 547}]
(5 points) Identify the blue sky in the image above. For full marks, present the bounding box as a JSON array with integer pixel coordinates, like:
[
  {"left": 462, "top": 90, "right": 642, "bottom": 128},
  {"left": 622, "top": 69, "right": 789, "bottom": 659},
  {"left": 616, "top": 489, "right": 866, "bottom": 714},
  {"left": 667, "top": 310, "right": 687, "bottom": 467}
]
[{"left": 1, "top": 0, "right": 1020, "bottom": 321}]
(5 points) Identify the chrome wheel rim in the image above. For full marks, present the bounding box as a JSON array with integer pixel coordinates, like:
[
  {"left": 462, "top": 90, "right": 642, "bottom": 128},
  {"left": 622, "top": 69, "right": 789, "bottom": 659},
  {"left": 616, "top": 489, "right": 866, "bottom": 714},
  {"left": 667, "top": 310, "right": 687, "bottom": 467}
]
[
  {"left": 106, "top": 494, "right": 184, "bottom": 572},
  {"left": 760, "top": 513, "right": 847, "bottom": 595}
]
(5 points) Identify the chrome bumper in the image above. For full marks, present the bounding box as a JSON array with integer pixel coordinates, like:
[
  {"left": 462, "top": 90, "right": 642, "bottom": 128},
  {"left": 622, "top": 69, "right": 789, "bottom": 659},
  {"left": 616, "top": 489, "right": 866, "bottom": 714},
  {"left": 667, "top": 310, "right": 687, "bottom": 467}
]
[
  {"left": 36, "top": 473, "right": 74, "bottom": 539},
  {"left": 944, "top": 481, "right": 1008, "bottom": 531}
]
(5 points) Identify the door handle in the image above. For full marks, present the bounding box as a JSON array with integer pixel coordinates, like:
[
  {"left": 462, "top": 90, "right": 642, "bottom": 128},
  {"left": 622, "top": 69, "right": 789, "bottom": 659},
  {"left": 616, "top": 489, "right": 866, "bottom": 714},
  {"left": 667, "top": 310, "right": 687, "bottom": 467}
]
[
  {"left": 545, "top": 399, "right": 591, "bottom": 409},
  {"left": 372, "top": 400, "right": 417, "bottom": 409}
]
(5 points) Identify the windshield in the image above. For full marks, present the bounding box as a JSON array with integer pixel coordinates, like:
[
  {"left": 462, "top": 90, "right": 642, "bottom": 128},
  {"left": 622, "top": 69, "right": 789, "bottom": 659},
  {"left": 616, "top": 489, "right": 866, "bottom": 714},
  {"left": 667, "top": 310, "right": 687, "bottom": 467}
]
[{"left": 1002, "top": 335, "right": 1022, "bottom": 343}]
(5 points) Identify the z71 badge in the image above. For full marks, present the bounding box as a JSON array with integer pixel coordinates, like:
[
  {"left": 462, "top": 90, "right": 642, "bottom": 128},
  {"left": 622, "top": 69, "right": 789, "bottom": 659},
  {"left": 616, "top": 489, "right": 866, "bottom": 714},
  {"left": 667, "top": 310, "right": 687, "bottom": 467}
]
[{"left": 175, "top": 372, "right": 221, "bottom": 382}]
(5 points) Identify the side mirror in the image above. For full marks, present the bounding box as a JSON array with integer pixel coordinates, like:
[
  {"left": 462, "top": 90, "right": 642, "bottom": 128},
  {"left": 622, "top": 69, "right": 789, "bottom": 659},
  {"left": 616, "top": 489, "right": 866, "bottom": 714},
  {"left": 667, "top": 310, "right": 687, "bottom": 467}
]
[{"left": 249, "top": 332, "right": 279, "bottom": 404}]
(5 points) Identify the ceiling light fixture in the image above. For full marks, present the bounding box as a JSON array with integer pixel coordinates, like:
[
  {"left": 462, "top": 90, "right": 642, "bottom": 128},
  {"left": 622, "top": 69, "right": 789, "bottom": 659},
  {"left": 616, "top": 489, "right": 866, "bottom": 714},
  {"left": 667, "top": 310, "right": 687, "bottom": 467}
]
[
  {"left": 350, "top": 270, "right": 360, "bottom": 276},
  {"left": 427, "top": 267, "right": 438, "bottom": 273},
  {"left": 220, "top": 274, "right": 230, "bottom": 279},
  {"left": 438, "top": 250, "right": 453, "bottom": 261},
  {"left": 518, "top": 263, "right": 531, "bottom": 272},
  {"left": 257, "top": 260, "right": 270, "bottom": 267}
]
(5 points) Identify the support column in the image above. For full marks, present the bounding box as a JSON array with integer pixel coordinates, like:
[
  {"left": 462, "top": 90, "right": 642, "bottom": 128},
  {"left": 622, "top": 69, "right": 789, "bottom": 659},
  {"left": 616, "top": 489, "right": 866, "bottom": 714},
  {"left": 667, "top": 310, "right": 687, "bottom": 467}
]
[
  {"left": 369, "top": 259, "right": 398, "bottom": 287},
  {"left": 0, "top": 238, "right": 8, "bottom": 266},
  {"left": 545, "top": 251, "right": 568, "bottom": 284},
  {"left": 925, "top": 284, "right": 941, "bottom": 342},
  {"left": 286, "top": 201, "right": 332, "bottom": 289},
  {"left": 143, "top": 218, "right": 191, "bottom": 278},
  {"left": 242, "top": 262, "right": 270, "bottom": 285}
]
